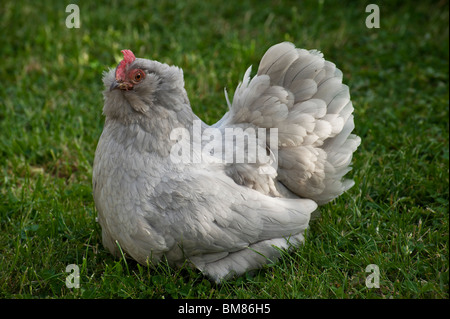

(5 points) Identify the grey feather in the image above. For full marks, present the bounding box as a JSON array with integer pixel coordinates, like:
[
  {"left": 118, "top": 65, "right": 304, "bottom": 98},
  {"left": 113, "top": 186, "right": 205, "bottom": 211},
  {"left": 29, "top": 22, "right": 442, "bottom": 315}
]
[{"left": 93, "top": 42, "right": 360, "bottom": 282}]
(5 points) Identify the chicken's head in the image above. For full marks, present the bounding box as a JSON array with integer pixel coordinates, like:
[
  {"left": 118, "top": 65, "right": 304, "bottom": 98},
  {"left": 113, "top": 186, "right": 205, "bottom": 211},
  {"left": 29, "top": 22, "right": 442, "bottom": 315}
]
[
  {"left": 110, "top": 50, "right": 146, "bottom": 91},
  {"left": 102, "top": 49, "right": 188, "bottom": 121}
]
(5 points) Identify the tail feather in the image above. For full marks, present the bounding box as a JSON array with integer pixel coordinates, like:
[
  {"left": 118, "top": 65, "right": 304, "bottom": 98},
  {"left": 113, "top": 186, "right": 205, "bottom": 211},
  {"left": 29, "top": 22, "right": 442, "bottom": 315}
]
[{"left": 219, "top": 42, "right": 360, "bottom": 204}]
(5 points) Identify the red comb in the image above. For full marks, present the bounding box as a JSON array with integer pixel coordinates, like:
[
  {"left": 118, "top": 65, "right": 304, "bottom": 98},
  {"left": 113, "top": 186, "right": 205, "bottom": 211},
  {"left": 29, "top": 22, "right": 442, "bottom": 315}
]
[{"left": 116, "top": 49, "right": 136, "bottom": 80}]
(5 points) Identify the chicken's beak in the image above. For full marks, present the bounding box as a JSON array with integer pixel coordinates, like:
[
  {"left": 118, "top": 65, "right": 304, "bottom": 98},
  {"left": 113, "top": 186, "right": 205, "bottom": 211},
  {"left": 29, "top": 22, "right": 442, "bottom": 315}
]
[
  {"left": 110, "top": 80, "right": 132, "bottom": 91},
  {"left": 110, "top": 80, "right": 119, "bottom": 91}
]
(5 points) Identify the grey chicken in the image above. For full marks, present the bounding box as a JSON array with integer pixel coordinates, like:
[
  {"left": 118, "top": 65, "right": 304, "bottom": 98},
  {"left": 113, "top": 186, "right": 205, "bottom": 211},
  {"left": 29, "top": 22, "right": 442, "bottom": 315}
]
[{"left": 93, "top": 42, "right": 361, "bottom": 282}]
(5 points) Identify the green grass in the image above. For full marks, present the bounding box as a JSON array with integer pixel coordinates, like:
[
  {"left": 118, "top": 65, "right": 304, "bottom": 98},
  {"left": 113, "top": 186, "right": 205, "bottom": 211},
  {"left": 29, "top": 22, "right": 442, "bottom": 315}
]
[{"left": 1, "top": 0, "right": 448, "bottom": 299}]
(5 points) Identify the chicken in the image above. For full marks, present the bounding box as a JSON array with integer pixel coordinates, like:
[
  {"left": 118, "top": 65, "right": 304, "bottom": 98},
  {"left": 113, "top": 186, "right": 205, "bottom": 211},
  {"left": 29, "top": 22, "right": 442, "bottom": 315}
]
[{"left": 92, "top": 42, "right": 361, "bottom": 282}]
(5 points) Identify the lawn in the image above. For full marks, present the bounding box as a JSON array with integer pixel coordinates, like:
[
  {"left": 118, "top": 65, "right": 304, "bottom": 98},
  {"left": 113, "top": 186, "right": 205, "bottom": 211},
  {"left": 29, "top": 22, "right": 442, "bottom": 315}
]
[{"left": 0, "top": 0, "right": 448, "bottom": 299}]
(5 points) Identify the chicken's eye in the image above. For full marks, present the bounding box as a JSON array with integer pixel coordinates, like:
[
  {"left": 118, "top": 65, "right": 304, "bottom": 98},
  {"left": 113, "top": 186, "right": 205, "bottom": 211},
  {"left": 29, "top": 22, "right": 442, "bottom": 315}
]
[{"left": 133, "top": 70, "right": 145, "bottom": 83}]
